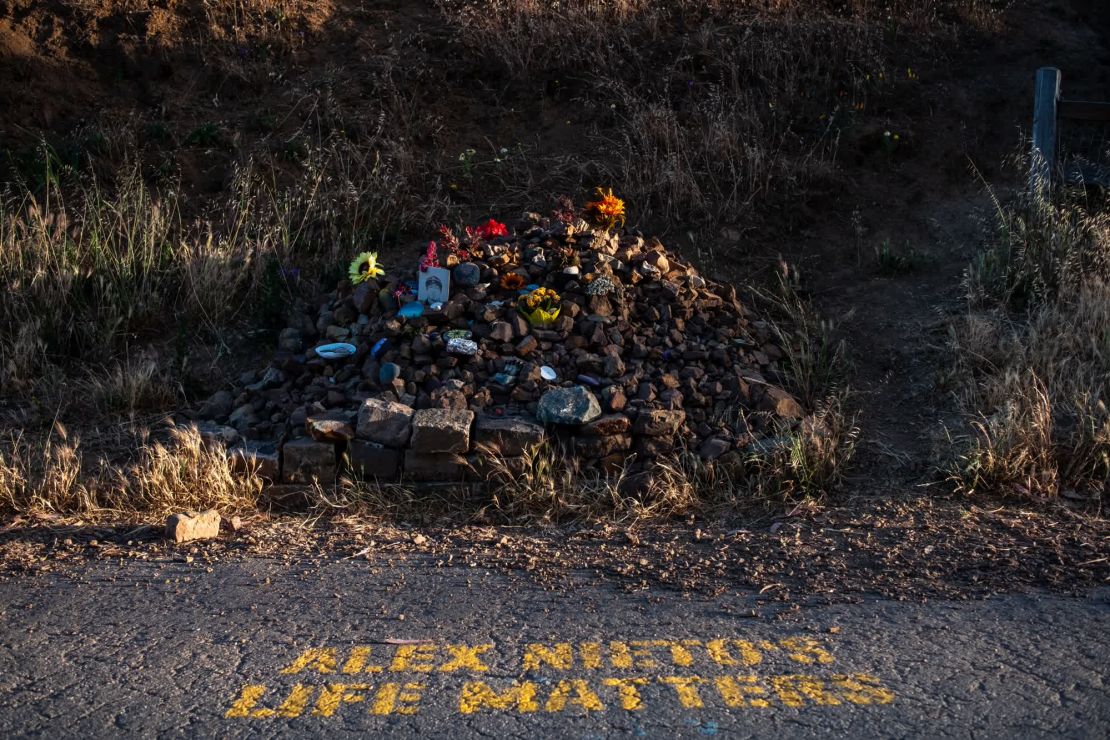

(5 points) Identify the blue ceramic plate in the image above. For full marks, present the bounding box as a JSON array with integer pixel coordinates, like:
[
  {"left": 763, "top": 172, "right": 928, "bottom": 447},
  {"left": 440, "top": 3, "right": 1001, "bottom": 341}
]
[{"left": 315, "top": 342, "right": 357, "bottom": 360}]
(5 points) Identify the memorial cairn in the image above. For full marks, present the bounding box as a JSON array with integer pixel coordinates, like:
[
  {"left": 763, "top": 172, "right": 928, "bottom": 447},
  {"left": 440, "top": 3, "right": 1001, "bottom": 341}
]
[{"left": 192, "top": 190, "right": 805, "bottom": 493}]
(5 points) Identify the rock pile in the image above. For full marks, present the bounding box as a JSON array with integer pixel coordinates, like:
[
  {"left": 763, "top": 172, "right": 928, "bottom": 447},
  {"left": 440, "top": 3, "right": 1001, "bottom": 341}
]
[{"left": 193, "top": 213, "right": 804, "bottom": 488}]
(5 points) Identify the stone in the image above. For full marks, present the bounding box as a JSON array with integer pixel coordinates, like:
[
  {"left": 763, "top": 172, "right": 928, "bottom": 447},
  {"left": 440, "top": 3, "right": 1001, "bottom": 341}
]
[
  {"left": 228, "top": 442, "right": 279, "bottom": 482},
  {"left": 634, "top": 436, "right": 677, "bottom": 457},
  {"left": 356, "top": 398, "right": 415, "bottom": 448},
  {"left": 198, "top": 390, "right": 234, "bottom": 420},
  {"left": 573, "top": 434, "right": 632, "bottom": 457},
  {"left": 166, "top": 510, "right": 221, "bottom": 544},
  {"left": 759, "top": 386, "right": 804, "bottom": 420},
  {"left": 379, "top": 362, "right": 402, "bottom": 385},
  {"left": 410, "top": 408, "right": 474, "bottom": 453},
  {"left": 306, "top": 416, "right": 355, "bottom": 443},
  {"left": 247, "top": 367, "right": 284, "bottom": 391},
  {"left": 536, "top": 386, "right": 602, "bottom": 425},
  {"left": 473, "top": 416, "right": 545, "bottom": 456},
  {"left": 516, "top": 336, "right": 538, "bottom": 355},
  {"left": 453, "top": 262, "right": 481, "bottom": 287},
  {"left": 698, "top": 437, "right": 731, "bottom": 460},
  {"left": 403, "top": 451, "right": 469, "bottom": 482},
  {"left": 348, "top": 441, "right": 402, "bottom": 480},
  {"left": 277, "top": 327, "right": 303, "bottom": 353},
  {"left": 583, "top": 414, "right": 632, "bottom": 436},
  {"left": 325, "top": 324, "right": 350, "bottom": 340},
  {"left": 633, "top": 409, "right": 686, "bottom": 436},
  {"left": 228, "top": 404, "right": 258, "bottom": 430},
  {"left": 510, "top": 313, "right": 530, "bottom": 338},
  {"left": 447, "top": 337, "right": 478, "bottom": 356},
  {"left": 352, "top": 283, "right": 376, "bottom": 314},
  {"left": 194, "top": 422, "right": 239, "bottom": 446},
  {"left": 490, "top": 321, "right": 514, "bottom": 343},
  {"left": 601, "top": 386, "right": 627, "bottom": 412},
  {"left": 282, "top": 437, "right": 338, "bottom": 484},
  {"left": 603, "top": 355, "right": 626, "bottom": 377}
]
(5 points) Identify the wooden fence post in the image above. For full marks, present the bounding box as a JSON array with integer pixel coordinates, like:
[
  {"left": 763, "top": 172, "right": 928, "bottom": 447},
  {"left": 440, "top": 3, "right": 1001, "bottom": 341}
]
[{"left": 1031, "top": 67, "right": 1061, "bottom": 199}]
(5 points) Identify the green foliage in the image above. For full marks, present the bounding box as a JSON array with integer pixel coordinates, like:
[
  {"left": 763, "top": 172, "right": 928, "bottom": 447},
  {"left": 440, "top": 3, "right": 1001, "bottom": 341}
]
[
  {"left": 875, "top": 240, "right": 923, "bottom": 274},
  {"left": 185, "top": 123, "right": 222, "bottom": 147}
]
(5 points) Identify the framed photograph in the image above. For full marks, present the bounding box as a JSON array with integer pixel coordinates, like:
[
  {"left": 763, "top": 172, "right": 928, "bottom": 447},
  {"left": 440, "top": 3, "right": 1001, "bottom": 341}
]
[{"left": 418, "top": 266, "right": 451, "bottom": 305}]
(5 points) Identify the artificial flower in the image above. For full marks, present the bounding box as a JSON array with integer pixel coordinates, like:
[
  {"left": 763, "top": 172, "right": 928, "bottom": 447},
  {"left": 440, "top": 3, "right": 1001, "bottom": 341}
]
[
  {"left": 552, "top": 195, "right": 575, "bottom": 224},
  {"left": 517, "top": 286, "right": 562, "bottom": 327},
  {"left": 349, "top": 251, "right": 384, "bottom": 284},
  {"left": 584, "top": 187, "right": 626, "bottom": 230},
  {"left": 419, "top": 241, "right": 440, "bottom": 272},
  {"left": 499, "top": 273, "right": 526, "bottom": 291},
  {"left": 475, "top": 218, "right": 509, "bottom": 240}
]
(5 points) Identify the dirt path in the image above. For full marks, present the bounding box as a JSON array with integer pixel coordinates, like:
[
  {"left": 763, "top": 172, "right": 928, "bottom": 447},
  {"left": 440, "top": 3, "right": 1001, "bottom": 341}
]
[{"left": 794, "top": 1, "right": 1110, "bottom": 495}]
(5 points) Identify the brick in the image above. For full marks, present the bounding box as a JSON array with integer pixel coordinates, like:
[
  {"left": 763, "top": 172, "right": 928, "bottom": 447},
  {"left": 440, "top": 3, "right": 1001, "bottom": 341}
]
[
  {"left": 282, "top": 437, "right": 337, "bottom": 484},
  {"left": 472, "top": 416, "right": 545, "bottom": 456},
  {"left": 403, "top": 450, "right": 469, "bottom": 482},
  {"left": 165, "top": 510, "right": 221, "bottom": 543},
  {"left": 348, "top": 440, "right": 402, "bottom": 481},
  {"left": 356, "top": 398, "right": 415, "bottom": 448},
  {"left": 227, "top": 442, "right": 279, "bottom": 483},
  {"left": 410, "top": 408, "right": 474, "bottom": 453}
]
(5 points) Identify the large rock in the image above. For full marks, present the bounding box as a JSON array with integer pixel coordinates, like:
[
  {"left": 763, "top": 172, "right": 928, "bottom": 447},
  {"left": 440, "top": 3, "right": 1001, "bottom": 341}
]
[
  {"left": 468, "top": 453, "right": 531, "bottom": 482},
  {"left": 348, "top": 441, "right": 402, "bottom": 481},
  {"left": 582, "top": 414, "right": 631, "bottom": 436},
  {"left": 198, "top": 390, "right": 234, "bottom": 420},
  {"left": 306, "top": 415, "right": 355, "bottom": 443},
  {"left": 573, "top": 435, "right": 632, "bottom": 458},
  {"left": 283, "top": 437, "right": 337, "bottom": 484},
  {"left": 403, "top": 450, "right": 469, "bottom": 481},
  {"left": 472, "top": 416, "right": 545, "bottom": 457},
  {"left": 536, "top": 386, "right": 601, "bottom": 425},
  {"left": 195, "top": 422, "right": 239, "bottom": 447},
  {"left": 453, "top": 262, "right": 481, "bottom": 286},
  {"left": 633, "top": 409, "right": 686, "bottom": 437},
  {"left": 356, "top": 398, "right": 415, "bottom": 448},
  {"left": 247, "top": 366, "right": 284, "bottom": 391},
  {"left": 228, "top": 442, "right": 279, "bottom": 482},
  {"left": 166, "top": 510, "right": 221, "bottom": 543},
  {"left": 410, "top": 408, "right": 474, "bottom": 453},
  {"left": 758, "top": 386, "right": 804, "bottom": 420}
]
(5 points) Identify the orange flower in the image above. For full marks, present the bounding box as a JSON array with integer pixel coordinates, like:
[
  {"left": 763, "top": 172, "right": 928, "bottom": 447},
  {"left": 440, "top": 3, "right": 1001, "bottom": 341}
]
[
  {"left": 500, "top": 273, "right": 526, "bottom": 291},
  {"left": 584, "top": 187, "right": 626, "bottom": 230}
]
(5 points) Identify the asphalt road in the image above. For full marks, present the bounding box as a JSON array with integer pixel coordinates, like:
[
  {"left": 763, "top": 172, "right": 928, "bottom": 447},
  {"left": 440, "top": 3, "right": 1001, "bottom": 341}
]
[{"left": 0, "top": 556, "right": 1106, "bottom": 739}]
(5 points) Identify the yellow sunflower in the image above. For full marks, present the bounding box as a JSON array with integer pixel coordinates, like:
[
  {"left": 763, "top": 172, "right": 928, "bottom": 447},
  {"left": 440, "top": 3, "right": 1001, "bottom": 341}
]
[{"left": 348, "top": 251, "right": 385, "bottom": 284}]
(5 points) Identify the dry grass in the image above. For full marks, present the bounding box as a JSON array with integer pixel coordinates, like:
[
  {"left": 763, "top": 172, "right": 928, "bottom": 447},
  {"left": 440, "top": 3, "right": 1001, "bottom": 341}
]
[
  {"left": 0, "top": 123, "right": 445, "bottom": 392},
  {"left": 0, "top": 0, "right": 998, "bottom": 523},
  {"left": 0, "top": 424, "right": 263, "bottom": 521},
  {"left": 950, "top": 188, "right": 1110, "bottom": 503},
  {"left": 438, "top": 0, "right": 1003, "bottom": 231}
]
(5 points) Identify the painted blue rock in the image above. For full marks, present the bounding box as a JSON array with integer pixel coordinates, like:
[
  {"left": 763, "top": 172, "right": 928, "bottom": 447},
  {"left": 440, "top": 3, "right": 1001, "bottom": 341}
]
[
  {"left": 379, "top": 362, "right": 402, "bottom": 384},
  {"left": 398, "top": 302, "right": 425, "bottom": 319}
]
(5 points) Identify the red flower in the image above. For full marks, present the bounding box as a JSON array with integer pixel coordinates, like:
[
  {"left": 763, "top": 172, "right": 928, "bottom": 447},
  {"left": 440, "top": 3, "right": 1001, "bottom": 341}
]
[
  {"left": 475, "top": 218, "right": 509, "bottom": 240},
  {"left": 419, "top": 241, "right": 440, "bottom": 272}
]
